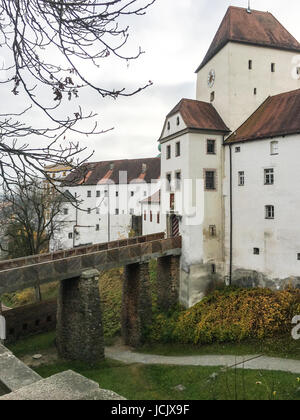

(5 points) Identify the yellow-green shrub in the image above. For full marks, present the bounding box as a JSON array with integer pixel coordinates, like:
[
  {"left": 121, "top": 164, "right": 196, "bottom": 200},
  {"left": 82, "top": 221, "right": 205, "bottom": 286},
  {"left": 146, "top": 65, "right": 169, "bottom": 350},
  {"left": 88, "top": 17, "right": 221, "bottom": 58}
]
[{"left": 146, "top": 288, "right": 300, "bottom": 344}]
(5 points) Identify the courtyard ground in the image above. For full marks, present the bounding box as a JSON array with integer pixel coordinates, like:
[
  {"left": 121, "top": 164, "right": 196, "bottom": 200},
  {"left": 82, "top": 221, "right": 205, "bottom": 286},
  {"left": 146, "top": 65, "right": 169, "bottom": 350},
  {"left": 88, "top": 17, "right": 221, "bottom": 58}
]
[{"left": 6, "top": 332, "right": 300, "bottom": 401}]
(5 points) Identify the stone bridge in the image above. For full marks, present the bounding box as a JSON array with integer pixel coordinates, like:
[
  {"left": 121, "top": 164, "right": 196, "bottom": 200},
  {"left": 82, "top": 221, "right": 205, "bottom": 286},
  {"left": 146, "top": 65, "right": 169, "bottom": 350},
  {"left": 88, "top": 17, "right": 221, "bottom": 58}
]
[{"left": 0, "top": 233, "right": 181, "bottom": 363}]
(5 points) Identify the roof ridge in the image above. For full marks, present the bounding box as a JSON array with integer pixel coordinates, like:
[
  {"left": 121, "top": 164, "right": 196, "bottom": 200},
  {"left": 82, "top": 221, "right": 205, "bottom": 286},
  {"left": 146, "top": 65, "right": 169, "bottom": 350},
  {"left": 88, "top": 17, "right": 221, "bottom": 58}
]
[{"left": 196, "top": 6, "right": 300, "bottom": 73}]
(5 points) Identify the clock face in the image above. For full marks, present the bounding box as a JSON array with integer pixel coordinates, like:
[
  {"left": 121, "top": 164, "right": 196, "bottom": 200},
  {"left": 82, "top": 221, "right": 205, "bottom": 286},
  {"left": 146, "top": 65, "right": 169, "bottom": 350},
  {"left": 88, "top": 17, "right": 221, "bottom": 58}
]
[{"left": 207, "top": 69, "right": 215, "bottom": 88}]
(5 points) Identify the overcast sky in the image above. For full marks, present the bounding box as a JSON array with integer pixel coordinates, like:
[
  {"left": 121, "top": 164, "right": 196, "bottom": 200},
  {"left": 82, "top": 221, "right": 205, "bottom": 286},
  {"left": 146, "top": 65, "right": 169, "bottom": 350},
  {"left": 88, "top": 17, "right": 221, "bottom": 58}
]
[
  {"left": 82, "top": 0, "right": 300, "bottom": 162},
  {"left": 4, "top": 0, "right": 300, "bottom": 164}
]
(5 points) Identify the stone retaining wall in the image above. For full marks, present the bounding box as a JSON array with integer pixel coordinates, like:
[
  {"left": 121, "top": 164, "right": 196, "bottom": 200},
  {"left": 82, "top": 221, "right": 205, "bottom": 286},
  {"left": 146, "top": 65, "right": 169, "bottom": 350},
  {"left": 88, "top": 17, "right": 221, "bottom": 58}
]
[{"left": 3, "top": 300, "right": 57, "bottom": 343}]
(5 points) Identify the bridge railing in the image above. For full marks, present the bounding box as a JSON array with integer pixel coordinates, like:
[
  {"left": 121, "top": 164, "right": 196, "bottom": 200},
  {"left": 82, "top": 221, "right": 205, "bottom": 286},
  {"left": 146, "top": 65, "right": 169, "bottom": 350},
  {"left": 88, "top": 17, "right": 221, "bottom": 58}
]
[{"left": 0, "top": 232, "right": 165, "bottom": 272}]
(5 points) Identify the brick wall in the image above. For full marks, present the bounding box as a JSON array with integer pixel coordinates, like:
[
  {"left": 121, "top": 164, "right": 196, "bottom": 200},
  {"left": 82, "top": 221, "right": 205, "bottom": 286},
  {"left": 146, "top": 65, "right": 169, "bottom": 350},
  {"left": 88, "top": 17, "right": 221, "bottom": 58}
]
[{"left": 3, "top": 300, "right": 57, "bottom": 343}]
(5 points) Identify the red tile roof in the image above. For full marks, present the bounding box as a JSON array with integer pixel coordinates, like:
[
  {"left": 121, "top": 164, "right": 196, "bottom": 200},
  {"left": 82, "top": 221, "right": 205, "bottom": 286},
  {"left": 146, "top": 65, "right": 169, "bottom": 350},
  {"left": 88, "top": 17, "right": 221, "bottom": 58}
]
[
  {"left": 226, "top": 89, "right": 300, "bottom": 144},
  {"left": 160, "top": 99, "right": 229, "bottom": 140},
  {"left": 196, "top": 6, "right": 300, "bottom": 72},
  {"left": 64, "top": 158, "right": 161, "bottom": 186}
]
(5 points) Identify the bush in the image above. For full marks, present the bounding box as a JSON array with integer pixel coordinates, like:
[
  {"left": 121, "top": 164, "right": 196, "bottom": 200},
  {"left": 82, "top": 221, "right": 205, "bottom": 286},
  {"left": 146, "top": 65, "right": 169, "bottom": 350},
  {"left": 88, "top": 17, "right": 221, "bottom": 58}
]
[{"left": 146, "top": 288, "right": 300, "bottom": 345}]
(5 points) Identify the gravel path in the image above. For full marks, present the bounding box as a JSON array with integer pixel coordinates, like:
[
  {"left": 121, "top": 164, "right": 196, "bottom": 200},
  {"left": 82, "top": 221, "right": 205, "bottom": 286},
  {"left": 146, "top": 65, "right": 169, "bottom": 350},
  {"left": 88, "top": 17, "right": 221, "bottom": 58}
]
[{"left": 106, "top": 347, "right": 300, "bottom": 374}]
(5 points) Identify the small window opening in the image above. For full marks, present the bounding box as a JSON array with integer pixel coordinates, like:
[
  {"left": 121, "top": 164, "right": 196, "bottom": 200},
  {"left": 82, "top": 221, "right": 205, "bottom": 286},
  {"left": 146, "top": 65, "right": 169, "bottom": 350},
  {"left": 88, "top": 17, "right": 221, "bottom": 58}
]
[
  {"left": 254, "top": 248, "right": 260, "bottom": 255},
  {"left": 209, "top": 225, "right": 216, "bottom": 237},
  {"left": 271, "top": 63, "right": 275, "bottom": 73},
  {"left": 248, "top": 60, "right": 252, "bottom": 70}
]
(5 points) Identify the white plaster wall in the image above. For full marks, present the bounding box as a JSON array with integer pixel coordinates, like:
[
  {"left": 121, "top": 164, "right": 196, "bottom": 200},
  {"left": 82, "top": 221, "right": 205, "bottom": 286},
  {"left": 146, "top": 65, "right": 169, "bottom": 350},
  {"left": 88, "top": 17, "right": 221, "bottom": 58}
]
[
  {"left": 161, "top": 112, "right": 187, "bottom": 139},
  {"left": 52, "top": 181, "right": 158, "bottom": 250},
  {"left": 197, "top": 43, "right": 300, "bottom": 130},
  {"left": 141, "top": 201, "right": 166, "bottom": 236},
  {"left": 224, "top": 134, "right": 300, "bottom": 281},
  {"left": 160, "top": 129, "right": 225, "bottom": 306}
]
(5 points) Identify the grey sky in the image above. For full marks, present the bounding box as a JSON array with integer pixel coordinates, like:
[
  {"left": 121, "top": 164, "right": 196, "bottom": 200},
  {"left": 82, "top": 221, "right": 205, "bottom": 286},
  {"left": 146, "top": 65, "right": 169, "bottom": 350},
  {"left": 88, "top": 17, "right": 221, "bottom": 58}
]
[
  {"left": 3, "top": 0, "right": 300, "bottom": 164},
  {"left": 80, "top": 0, "right": 300, "bottom": 162}
]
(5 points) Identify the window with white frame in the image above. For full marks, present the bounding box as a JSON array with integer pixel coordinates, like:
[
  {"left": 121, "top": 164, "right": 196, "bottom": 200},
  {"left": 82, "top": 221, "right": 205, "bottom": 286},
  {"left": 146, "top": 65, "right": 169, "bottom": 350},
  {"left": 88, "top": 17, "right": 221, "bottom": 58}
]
[
  {"left": 265, "top": 205, "right": 274, "bottom": 219},
  {"left": 270, "top": 141, "right": 279, "bottom": 155},
  {"left": 264, "top": 168, "right": 274, "bottom": 185},
  {"left": 87, "top": 190, "right": 91, "bottom": 197}
]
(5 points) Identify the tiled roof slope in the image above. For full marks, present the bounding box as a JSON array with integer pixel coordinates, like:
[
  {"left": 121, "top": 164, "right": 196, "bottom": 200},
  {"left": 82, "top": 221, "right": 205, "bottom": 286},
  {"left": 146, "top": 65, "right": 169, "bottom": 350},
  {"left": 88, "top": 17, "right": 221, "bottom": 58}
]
[
  {"left": 226, "top": 89, "right": 300, "bottom": 144},
  {"left": 196, "top": 6, "right": 300, "bottom": 72},
  {"left": 160, "top": 99, "right": 229, "bottom": 139},
  {"left": 63, "top": 158, "right": 161, "bottom": 186}
]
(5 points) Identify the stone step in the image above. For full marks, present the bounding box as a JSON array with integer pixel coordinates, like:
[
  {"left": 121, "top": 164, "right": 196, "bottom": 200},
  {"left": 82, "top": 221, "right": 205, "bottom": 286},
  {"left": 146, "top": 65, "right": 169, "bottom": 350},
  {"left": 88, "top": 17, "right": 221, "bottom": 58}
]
[
  {"left": 0, "top": 370, "right": 125, "bottom": 400},
  {"left": 0, "top": 344, "right": 42, "bottom": 392}
]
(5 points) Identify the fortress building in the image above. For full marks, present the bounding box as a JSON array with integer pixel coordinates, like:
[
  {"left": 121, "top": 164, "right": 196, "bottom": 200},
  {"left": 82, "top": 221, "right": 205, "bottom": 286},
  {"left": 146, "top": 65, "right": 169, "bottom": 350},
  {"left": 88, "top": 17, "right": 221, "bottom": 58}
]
[{"left": 155, "top": 6, "right": 300, "bottom": 307}]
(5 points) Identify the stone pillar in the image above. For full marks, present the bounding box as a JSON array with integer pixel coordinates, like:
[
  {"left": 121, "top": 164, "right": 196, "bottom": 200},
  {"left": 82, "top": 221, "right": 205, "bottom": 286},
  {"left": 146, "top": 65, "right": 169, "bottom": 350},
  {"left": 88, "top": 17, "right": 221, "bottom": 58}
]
[
  {"left": 157, "top": 255, "right": 180, "bottom": 312},
  {"left": 121, "top": 262, "right": 152, "bottom": 347},
  {"left": 56, "top": 269, "right": 104, "bottom": 364}
]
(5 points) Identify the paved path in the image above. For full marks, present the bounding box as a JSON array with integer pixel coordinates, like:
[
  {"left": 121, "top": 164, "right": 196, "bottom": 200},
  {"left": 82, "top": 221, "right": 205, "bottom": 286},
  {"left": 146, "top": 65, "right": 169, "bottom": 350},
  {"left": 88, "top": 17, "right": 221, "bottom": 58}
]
[{"left": 106, "top": 347, "right": 300, "bottom": 374}]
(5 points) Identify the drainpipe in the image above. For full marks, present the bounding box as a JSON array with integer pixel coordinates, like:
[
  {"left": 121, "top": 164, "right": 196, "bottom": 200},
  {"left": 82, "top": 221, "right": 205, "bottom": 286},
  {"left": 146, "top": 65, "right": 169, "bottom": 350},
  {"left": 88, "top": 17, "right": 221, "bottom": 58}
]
[{"left": 229, "top": 144, "right": 233, "bottom": 286}]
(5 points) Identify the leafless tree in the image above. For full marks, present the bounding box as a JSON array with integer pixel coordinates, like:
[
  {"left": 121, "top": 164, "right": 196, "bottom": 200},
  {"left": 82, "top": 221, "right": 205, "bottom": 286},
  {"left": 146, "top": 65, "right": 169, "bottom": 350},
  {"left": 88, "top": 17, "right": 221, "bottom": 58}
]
[
  {"left": 0, "top": 177, "right": 75, "bottom": 300},
  {"left": 0, "top": 0, "right": 155, "bottom": 189}
]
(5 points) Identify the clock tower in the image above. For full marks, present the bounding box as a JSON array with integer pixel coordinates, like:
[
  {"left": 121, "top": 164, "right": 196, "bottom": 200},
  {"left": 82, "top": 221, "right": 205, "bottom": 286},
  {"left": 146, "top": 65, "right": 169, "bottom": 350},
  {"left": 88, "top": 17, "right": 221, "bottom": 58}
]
[{"left": 196, "top": 6, "right": 300, "bottom": 131}]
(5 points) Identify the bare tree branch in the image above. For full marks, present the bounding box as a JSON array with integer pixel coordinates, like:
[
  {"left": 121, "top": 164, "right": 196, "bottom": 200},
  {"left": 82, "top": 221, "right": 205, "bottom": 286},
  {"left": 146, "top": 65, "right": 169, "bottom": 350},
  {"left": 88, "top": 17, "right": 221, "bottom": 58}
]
[{"left": 0, "top": 0, "right": 156, "bottom": 187}]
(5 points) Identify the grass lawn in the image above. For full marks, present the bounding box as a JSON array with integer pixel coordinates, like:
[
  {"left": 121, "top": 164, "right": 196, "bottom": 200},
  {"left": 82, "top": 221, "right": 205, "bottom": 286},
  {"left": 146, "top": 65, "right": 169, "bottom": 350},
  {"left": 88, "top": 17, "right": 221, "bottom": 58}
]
[
  {"left": 34, "top": 359, "right": 300, "bottom": 400},
  {"left": 7, "top": 332, "right": 300, "bottom": 401}
]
